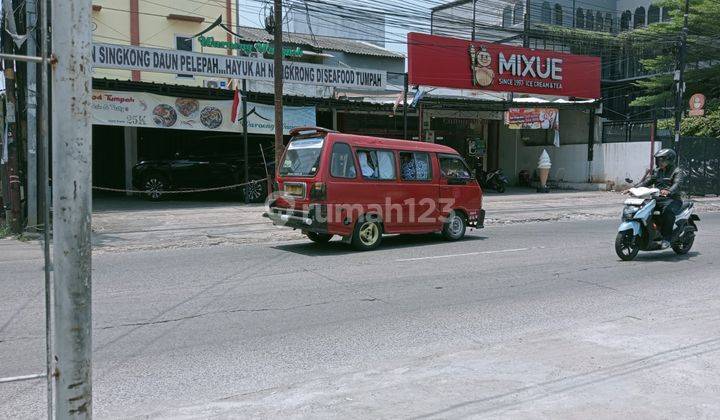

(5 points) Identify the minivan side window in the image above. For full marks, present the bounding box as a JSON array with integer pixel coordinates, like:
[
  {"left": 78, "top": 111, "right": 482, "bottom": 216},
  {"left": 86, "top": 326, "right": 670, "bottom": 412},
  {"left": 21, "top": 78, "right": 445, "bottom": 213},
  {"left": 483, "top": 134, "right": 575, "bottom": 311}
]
[
  {"left": 400, "top": 152, "right": 431, "bottom": 181},
  {"left": 330, "top": 142, "right": 357, "bottom": 179},
  {"left": 356, "top": 149, "right": 396, "bottom": 180},
  {"left": 439, "top": 154, "right": 471, "bottom": 179}
]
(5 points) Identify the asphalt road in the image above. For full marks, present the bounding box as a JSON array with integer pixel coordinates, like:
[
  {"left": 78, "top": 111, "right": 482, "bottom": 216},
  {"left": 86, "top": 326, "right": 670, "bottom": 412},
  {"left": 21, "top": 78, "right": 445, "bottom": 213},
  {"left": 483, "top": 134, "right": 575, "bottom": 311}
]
[{"left": 2, "top": 214, "right": 720, "bottom": 418}]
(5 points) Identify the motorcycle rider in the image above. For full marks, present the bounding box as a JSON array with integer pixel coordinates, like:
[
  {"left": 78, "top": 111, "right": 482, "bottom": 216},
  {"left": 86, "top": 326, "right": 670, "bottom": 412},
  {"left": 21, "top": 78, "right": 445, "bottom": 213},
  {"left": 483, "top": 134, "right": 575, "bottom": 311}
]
[{"left": 637, "top": 148, "right": 685, "bottom": 249}]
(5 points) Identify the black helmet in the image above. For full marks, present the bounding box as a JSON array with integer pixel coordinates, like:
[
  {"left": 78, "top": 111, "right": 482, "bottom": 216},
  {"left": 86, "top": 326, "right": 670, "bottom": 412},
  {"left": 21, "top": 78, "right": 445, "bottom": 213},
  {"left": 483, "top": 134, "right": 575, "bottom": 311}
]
[{"left": 654, "top": 148, "right": 676, "bottom": 167}]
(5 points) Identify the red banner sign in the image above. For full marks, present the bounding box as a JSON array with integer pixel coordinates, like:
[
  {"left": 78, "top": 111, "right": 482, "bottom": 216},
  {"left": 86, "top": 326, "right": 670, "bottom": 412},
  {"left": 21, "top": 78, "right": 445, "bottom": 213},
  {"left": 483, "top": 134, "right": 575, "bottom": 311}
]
[
  {"left": 505, "top": 108, "right": 559, "bottom": 129},
  {"left": 407, "top": 33, "right": 601, "bottom": 99}
]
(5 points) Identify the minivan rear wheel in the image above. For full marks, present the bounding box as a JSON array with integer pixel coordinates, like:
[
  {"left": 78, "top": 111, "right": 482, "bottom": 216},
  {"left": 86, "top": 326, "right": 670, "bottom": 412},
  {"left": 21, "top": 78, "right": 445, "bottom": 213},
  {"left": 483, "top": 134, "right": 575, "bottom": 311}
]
[{"left": 351, "top": 216, "right": 382, "bottom": 251}]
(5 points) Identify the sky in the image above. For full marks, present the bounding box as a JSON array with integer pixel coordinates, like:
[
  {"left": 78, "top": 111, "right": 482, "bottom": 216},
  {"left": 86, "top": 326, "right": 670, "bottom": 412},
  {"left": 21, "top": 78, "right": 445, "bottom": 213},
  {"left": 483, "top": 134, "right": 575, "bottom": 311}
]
[{"left": 235, "top": 0, "right": 428, "bottom": 55}]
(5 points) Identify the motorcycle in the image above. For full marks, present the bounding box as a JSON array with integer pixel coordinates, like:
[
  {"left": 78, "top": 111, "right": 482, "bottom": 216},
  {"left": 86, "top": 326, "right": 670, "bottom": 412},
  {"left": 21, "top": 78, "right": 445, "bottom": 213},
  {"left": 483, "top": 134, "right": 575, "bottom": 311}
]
[
  {"left": 615, "top": 184, "right": 699, "bottom": 261},
  {"left": 476, "top": 167, "right": 510, "bottom": 193}
]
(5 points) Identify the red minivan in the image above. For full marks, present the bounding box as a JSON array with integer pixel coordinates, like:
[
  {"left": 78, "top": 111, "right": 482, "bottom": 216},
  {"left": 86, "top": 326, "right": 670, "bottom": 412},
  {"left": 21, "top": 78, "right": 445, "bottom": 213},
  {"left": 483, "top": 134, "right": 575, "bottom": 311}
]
[{"left": 264, "top": 127, "right": 484, "bottom": 250}]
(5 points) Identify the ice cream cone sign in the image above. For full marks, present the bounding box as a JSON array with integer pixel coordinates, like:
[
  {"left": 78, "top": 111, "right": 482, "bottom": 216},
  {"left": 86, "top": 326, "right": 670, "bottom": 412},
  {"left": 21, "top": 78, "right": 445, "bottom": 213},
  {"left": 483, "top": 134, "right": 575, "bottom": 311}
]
[
  {"left": 538, "top": 149, "right": 552, "bottom": 170},
  {"left": 537, "top": 149, "right": 552, "bottom": 192},
  {"left": 689, "top": 93, "right": 705, "bottom": 117}
]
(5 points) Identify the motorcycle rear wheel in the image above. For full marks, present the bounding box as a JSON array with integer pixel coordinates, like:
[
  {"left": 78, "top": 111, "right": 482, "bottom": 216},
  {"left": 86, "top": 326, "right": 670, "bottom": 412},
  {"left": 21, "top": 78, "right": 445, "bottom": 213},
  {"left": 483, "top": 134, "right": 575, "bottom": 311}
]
[
  {"left": 672, "top": 233, "right": 695, "bottom": 255},
  {"left": 615, "top": 231, "right": 640, "bottom": 261}
]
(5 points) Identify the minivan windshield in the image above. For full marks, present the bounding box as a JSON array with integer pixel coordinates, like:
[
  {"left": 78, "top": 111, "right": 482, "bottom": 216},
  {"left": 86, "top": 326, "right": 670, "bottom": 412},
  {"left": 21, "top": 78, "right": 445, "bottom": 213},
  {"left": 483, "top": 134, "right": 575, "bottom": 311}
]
[{"left": 280, "top": 137, "right": 324, "bottom": 176}]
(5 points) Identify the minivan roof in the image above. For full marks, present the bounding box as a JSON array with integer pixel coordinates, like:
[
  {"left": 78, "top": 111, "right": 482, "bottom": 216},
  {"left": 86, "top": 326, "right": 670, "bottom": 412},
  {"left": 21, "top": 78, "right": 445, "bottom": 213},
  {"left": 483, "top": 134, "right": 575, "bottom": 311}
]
[{"left": 326, "top": 133, "right": 460, "bottom": 154}]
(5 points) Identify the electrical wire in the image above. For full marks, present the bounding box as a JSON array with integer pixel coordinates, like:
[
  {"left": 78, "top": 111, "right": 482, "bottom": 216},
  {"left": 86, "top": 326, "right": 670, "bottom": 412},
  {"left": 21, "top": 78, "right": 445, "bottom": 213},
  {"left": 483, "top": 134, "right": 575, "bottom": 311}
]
[
  {"left": 91, "top": 0, "right": 717, "bottom": 80},
  {"left": 100, "top": 0, "right": 688, "bottom": 49}
]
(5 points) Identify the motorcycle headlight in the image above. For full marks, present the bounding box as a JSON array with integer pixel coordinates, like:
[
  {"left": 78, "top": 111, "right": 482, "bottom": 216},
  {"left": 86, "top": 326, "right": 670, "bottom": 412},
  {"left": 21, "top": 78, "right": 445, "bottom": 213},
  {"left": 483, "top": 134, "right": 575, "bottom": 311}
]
[{"left": 622, "top": 206, "right": 639, "bottom": 220}]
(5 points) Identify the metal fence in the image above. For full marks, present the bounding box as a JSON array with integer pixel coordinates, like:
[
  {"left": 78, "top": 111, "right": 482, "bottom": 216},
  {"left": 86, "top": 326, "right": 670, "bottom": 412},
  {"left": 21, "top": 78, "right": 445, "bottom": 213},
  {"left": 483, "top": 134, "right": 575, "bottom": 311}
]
[
  {"left": 678, "top": 137, "right": 720, "bottom": 196},
  {"left": 602, "top": 120, "right": 656, "bottom": 143}
]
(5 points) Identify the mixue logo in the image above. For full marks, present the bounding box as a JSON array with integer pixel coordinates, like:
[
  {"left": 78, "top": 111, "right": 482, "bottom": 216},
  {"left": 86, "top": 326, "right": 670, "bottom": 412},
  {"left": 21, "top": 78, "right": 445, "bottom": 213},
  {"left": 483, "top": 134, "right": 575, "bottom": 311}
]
[
  {"left": 498, "top": 52, "right": 563, "bottom": 81},
  {"left": 469, "top": 45, "right": 494, "bottom": 87}
]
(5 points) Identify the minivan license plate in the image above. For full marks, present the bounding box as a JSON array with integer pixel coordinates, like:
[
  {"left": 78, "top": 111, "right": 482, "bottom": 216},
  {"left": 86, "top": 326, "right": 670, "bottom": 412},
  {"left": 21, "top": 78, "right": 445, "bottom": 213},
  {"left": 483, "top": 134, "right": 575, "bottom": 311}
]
[{"left": 284, "top": 183, "right": 304, "bottom": 197}]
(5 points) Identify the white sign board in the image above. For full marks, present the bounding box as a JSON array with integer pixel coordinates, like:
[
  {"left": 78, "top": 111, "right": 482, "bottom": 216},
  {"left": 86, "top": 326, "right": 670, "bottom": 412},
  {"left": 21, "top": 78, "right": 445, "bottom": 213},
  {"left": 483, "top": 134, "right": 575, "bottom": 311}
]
[
  {"left": 92, "top": 90, "right": 316, "bottom": 134},
  {"left": 242, "top": 102, "right": 316, "bottom": 135},
  {"left": 92, "top": 43, "right": 387, "bottom": 91}
]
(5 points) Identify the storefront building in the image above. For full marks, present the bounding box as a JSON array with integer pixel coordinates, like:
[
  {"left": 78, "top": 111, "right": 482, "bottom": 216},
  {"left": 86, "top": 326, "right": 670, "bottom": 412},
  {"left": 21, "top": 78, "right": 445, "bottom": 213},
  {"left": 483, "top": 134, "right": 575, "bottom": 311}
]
[
  {"left": 404, "top": 32, "right": 642, "bottom": 188},
  {"left": 89, "top": 1, "right": 407, "bottom": 193}
]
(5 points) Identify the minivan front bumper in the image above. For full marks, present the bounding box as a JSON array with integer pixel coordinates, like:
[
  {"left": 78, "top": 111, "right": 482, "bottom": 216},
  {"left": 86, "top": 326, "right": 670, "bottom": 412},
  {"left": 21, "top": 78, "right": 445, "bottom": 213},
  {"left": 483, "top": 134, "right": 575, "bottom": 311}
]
[{"left": 263, "top": 205, "right": 329, "bottom": 233}]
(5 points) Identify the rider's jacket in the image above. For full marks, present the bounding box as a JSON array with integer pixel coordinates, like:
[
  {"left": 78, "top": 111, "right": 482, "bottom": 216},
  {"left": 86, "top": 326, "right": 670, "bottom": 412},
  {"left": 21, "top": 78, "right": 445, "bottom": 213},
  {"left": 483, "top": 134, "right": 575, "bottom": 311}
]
[{"left": 639, "top": 165, "right": 684, "bottom": 200}]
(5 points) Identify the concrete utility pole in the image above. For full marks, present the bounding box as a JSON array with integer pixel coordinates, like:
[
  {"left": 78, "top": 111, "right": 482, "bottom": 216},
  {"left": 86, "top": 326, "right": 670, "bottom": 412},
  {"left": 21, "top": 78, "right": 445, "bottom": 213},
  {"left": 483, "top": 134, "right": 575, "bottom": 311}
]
[
  {"left": 243, "top": 79, "right": 249, "bottom": 204},
  {"left": 673, "top": 0, "right": 691, "bottom": 155},
  {"left": 2, "top": 23, "right": 22, "bottom": 234},
  {"left": 523, "top": 0, "right": 531, "bottom": 47},
  {"left": 51, "top": 0, "right": 94, "bottom": 417},
  {"left": 471, "top": 0, "right": 476, "bottom": 41},
  {"left": 273, "top": 0, "right": 284, "bottom": 166},
  {"left": 38, "top": 0, "right": 53, "bottom": 415},
  {"left": 26, "top": 0, "right": 38, "bottom": 230},
  {"left": 403, "top": 73, "right": 408, "bottom": 140}
]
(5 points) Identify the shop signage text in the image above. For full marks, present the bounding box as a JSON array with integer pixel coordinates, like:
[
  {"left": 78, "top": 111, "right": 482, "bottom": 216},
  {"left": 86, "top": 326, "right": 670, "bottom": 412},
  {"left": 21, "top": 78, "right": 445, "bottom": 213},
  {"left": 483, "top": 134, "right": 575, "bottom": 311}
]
[
  {"left": 197, "top": 36, "right": 304, "bottom": 57},
  {"left": 407, "top": 33, "right": 600, "bottom": 99},
  {"left": 92, "top": 43, "right": 386, "bottom": 90}
]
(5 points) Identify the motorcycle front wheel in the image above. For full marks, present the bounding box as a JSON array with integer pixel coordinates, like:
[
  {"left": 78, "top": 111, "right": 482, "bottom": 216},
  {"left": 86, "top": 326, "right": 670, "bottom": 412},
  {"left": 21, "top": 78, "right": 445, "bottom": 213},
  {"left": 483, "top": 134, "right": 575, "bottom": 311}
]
[
  {"left": 495, "top": 183, "right": 506, "bottom": 193},
  {"left": 615, "top": 231, "right": 640, "bottom": 261}
]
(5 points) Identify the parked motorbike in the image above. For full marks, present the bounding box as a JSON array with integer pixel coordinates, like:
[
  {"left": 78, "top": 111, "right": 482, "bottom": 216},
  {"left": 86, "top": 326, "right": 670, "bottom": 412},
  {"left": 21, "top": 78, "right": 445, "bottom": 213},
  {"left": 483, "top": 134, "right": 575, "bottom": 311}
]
[
  {"left": 615, "top": 183, "right": 700, "bottom": 261},
  {"left": 476, "top": 168, "right": 510, "bottom": 193}
]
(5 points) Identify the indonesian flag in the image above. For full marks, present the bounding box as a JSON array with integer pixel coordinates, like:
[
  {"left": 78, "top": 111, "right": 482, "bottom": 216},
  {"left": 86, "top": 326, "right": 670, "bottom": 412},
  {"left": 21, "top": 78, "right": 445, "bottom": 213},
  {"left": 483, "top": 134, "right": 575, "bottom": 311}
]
[
  {"left": 392, "top": 91, "right": 404, "bottom": 115},
  {"left": 231, "top": 88, "right": 241, "bottom": 123}
]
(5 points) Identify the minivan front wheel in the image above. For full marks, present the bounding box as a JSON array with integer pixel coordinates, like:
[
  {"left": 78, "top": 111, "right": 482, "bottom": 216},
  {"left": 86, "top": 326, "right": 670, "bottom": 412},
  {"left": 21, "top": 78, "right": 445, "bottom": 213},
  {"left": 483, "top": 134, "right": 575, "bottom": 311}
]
[
  {"left": 442, "top": 211, "right": 467, "bottom": 241},
  {"left": 352, "top": 216, "right": 382, "bottom": 251}
]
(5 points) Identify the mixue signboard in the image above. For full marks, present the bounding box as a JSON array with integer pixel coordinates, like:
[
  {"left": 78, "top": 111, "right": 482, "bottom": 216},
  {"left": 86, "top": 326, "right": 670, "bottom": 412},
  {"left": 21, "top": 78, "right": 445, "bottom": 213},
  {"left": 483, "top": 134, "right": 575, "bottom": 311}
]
[{"left": 407, "top": 33, "right": 601, "bottom": 99}]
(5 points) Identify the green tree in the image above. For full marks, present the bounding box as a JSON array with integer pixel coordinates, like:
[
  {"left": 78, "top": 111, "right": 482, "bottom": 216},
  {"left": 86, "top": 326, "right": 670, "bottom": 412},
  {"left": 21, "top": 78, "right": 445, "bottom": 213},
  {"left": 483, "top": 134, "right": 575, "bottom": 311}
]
[
  {"left": 630, "top": 0, "right": 720, "bottom": 111},
  {"left": 658, "top": 98, "right": 720, "bottom": 137}
]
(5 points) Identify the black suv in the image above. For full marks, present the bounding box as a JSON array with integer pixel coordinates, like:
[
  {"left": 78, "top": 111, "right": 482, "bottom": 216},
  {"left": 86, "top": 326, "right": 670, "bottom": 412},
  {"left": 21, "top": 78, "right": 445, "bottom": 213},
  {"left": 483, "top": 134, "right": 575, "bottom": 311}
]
[{"left": 132, "top": 135, "right": 274, "bottom": 202}]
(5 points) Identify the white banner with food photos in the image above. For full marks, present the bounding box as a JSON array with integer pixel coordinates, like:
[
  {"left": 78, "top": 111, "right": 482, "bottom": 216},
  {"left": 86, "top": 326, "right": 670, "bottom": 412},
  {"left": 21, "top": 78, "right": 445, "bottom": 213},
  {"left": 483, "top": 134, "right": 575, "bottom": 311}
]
[
  {"left": 91, "top": 90, "right": 316, "bottom": 134},
  {"left": 92, "top": 89, "right": 237, "bottom": 132}
]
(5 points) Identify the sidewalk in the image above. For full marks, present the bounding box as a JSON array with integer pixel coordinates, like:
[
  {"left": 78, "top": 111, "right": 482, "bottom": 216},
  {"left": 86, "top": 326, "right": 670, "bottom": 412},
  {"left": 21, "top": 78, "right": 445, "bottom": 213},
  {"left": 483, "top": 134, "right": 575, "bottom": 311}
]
[{"left": 86, "top": 189, "right": 720, "bottom": 253}]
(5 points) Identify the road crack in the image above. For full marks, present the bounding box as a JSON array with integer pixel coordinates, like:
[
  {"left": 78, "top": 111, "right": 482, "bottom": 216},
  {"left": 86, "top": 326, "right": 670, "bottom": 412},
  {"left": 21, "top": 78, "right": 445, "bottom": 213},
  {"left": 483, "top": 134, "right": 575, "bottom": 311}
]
[
  {"left": 304, "top": 268, "right": 387, "bottom": 304},
  {"left": 97, "top": 299, "right": 373, "bottom": 330},
  {"left": 576, "top": 279, "right": 620, "bottom": 292}
]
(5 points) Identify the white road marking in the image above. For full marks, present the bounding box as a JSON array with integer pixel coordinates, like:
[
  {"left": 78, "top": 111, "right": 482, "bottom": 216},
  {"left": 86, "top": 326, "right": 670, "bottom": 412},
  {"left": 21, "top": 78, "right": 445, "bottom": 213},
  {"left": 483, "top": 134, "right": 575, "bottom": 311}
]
[
  {"left": 0, "top": 258, "right": 45, "bottom": 265},
  {"left": 396, "top": 247, "right": 538, "bottom": 262}
]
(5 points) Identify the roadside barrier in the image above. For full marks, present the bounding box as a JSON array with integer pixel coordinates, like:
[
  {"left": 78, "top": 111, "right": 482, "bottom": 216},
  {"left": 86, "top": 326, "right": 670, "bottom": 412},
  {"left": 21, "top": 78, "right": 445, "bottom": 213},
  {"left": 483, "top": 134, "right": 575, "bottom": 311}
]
[{"left": 49, "top": 178, "right": 270, "bottom": 195}]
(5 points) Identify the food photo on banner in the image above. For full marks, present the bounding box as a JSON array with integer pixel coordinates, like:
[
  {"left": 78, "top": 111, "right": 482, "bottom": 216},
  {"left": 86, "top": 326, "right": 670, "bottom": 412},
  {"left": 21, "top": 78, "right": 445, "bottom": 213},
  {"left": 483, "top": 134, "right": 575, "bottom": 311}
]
[
  {"left": 92, "top": 90, "right": 316, "bottom": 134},
  {"left": 505, "top": 108, "right": 561, "bottom": 147}
]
